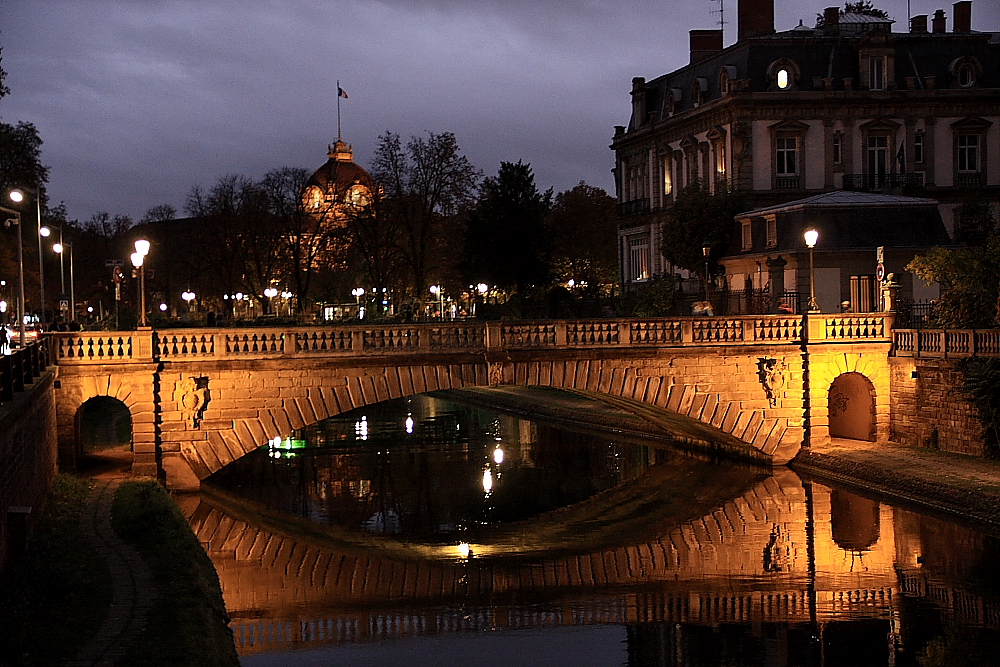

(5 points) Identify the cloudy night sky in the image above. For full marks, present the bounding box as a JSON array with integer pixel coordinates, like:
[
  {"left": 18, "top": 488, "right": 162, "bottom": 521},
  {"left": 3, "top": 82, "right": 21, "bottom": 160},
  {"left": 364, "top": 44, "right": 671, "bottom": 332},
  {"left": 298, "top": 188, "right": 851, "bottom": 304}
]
[{"left": 1, "top": 0, "right": 998, "bottom": 223}]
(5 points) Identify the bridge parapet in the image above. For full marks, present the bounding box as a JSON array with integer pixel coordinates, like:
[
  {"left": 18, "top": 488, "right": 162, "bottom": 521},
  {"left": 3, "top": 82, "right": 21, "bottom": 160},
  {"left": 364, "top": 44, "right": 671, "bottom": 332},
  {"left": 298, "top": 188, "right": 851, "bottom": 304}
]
[
  {"left": 894, "top": 328, "right": 1000, "bottom": 358},
  {"left": 49, "top": 314, "right": 893, "bottom": 365}
]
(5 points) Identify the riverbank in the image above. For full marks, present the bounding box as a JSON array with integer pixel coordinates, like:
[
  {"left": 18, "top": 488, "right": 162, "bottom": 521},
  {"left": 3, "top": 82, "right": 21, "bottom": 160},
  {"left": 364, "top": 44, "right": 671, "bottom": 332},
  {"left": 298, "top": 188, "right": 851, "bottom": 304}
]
[
  {"left": 0, "top": 471, "right": 239, "bottom": 667},
  {"left": 440, "top": 386, "right": 1000, "bottom": 528}
]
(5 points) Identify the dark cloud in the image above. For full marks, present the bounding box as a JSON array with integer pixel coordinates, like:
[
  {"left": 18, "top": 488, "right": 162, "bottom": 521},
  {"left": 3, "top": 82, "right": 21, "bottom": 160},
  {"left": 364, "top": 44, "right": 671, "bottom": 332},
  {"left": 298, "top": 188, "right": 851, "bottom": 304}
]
[{"left": 0, "top": 0, "right": 996, "bottom": 220}]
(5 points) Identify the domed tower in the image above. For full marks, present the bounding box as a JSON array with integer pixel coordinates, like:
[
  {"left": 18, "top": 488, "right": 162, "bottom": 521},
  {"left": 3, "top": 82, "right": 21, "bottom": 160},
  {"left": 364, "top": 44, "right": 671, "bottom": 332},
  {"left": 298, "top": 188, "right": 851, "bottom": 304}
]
[{"left": 302, "top": 138, "right": 374, "bottom": 216}]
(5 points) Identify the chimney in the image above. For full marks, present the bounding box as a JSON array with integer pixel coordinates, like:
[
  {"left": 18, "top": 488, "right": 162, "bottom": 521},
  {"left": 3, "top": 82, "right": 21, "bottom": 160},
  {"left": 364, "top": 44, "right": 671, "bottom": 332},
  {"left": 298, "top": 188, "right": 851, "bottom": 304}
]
[
  {"left": 631, "top": 77, "right": 647, "bottom": 127},
  {"left": 953, "top": 1, "right": 971, "bottom": 32},
  {"left": 690, "top": 30, "right": 724, "bottom": 63},
  {"left": 910, "top": 15, "right": 928, "bottom": 32},
  {"left": 932, "top": 9, "right": 947, "bottom": 33},
  {"left": 823, "top": 7, "right": 840, "bottom": 32},
  {"left": 738, "top": 0, "right": 775, "bottom": 41}
]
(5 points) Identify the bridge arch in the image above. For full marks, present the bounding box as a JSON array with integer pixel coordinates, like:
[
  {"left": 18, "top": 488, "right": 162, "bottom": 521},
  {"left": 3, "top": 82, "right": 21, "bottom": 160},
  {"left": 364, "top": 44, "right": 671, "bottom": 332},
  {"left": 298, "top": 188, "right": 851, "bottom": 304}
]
[
  {"left": 77, "top": 395, "right": 133, "bottom": 456},
  {"left": 827, "top": 372, "right": 876, "bottom": 441},
  {"left": 46, "top": 317, "right": 894, "bottom": 488}
]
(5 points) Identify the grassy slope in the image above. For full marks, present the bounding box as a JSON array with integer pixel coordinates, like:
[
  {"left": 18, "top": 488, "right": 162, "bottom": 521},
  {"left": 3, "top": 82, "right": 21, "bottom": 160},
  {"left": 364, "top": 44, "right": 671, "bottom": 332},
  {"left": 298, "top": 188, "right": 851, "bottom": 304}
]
[
  {"left": 0, "top": 475, "right": 112, "bottom": 667},
  {"left": 112, "top": 480, "right": 240, "bottom": 667}
]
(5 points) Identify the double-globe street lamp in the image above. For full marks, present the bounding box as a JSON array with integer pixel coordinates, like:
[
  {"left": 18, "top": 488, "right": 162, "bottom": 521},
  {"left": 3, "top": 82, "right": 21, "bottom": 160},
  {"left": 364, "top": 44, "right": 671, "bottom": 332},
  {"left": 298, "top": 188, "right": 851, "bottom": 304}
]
[
  {"left": 804, "top": 228, "right": 820, "bottom": 313},
  {"left": 131, "top": 239, "right": 150, "bottom": 327},
  {"left": 8, "top": 188, "right": 46, "bottom": 326}
]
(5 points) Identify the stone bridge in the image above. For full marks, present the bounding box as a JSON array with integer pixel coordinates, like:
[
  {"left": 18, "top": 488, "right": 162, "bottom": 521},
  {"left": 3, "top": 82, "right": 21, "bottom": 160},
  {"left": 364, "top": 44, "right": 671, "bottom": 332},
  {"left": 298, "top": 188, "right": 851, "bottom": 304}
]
[{"left": 48, "top": 314, "right": 894, "bottom": 489}]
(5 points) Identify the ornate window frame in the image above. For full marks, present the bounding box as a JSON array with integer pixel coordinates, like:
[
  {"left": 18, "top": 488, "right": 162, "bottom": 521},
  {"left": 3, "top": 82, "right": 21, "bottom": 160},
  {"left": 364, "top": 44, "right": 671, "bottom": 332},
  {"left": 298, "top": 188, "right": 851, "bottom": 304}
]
[
  {"left": 950, "top": 56, "right": 982, "bottom": 89},
  {"left": 767, "top": 59, "right": 800, "bottom": 91},
  {"left": 718, "top": 66, "right": 737, "bottom": 96},
  {"left": 769, "top": 119, "right": 808, "bottom": 190},
  {"left": 951, "top": 116, "right": 992, "bottom": 186}
]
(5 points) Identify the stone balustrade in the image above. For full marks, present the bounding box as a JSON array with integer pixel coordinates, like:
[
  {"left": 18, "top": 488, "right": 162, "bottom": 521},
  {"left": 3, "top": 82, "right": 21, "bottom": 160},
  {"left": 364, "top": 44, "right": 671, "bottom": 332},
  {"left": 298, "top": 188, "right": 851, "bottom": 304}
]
[
  {"left": 893, "top": 329, "right": 1000, "bottom": 358},
  {"left": 48, "top": 314, "right": 893, "bottom": 365}
]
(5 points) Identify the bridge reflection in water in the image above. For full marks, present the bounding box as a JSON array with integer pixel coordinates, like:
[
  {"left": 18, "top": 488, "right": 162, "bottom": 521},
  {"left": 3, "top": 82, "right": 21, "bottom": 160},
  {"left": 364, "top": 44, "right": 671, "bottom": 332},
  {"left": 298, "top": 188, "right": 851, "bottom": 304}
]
[{"left": 181, "top": 456, "right": 1000, "bottom": 664}]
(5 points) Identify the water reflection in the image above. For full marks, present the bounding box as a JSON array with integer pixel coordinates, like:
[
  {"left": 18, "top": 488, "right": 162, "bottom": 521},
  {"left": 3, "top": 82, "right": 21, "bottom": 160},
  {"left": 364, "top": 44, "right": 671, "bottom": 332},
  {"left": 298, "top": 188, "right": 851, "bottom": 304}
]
[{"left": 185, "top": 393, "right": 1000, "bottom": 666}]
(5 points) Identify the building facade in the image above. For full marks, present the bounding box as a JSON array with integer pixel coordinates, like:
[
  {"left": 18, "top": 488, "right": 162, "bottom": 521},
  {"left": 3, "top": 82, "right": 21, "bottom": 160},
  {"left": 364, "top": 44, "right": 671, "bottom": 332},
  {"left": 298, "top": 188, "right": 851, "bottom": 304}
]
[{"left": 612, "top": 0, "right": 999, "bottom": 298}]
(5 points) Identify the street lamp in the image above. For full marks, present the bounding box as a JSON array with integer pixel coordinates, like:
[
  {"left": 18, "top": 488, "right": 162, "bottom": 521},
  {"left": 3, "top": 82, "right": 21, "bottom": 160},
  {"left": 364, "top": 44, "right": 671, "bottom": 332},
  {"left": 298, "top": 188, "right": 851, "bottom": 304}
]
[
  {"left": 1, "top": 205, "right": 26, "bottom": 346},
  {"left": 53, "top": 241, "right": 77, "bottom": 323},
  {"left": 429, "top": 285, "right": 444, "bottom": 320},
  {"left": 702, "top": 245, "right": 712, "bottom": 301},
  {"left": 131, "top": 238, "right": 150, "bottom": 327},
  {"left": 9, "top": 188, "right": 45, "bottom": 327},
  {"left": 804, "top": 228, "right": 820, "bottom": 313},
  {"left": 182, "top": 291, "right": 196, "bottom": 312},
  {"left": 352, "top": 287, "right": 365, "bottom": 319}
]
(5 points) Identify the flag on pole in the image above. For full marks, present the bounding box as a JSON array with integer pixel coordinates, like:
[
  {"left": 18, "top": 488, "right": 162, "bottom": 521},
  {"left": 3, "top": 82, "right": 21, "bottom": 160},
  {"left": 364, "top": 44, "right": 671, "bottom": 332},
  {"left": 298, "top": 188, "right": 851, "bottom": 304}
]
[
  {"left": 338, "top": 86, "right": 349, "bottom": 99},
  {"left": 896, "top": 141, "right": 906, "bottom": 174}
]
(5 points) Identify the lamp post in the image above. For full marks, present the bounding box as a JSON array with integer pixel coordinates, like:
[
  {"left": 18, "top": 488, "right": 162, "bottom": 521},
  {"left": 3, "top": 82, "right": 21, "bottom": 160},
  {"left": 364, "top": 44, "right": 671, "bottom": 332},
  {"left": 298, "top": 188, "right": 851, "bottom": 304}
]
[
  {"left": 8, "top": 188, "right": 44, "bottom": 327},
  {"left": 702, "top": 245, "right": 712, "bottom": 301},
  {"left": 429, "top": 285, "right": 444, "bottom": 320},
  {"left": 182, "top": 291, "right": 196, "bottom": 313},
  {"left": 131, "top": 239, "right": 150, "bottom": 327},
  {"left": 1, "top": 205, "right": 26, "bottom": 346},
  {"left": 804, "top": 228, "right": 820, "bottom": 313},
  {"left": 53, "top": 240, "right": 77, "bottom": 323},
  {"left": 352, "top": 287, "right": 365, "bottom": 319}
]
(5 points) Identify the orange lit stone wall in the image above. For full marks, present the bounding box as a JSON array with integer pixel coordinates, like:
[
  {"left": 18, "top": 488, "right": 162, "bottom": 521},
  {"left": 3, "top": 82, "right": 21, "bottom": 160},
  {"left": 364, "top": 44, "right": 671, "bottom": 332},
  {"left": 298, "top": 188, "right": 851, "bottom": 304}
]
[{"left": 888, "top": 357, "right": 984, "bottom": 455}]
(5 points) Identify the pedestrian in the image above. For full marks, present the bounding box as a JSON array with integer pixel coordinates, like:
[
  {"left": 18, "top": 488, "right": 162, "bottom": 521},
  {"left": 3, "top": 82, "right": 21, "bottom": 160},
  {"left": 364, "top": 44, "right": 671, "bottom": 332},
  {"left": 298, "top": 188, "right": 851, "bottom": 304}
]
[{"left": 0, "top": 324, "right": 8, "bottom": 355}]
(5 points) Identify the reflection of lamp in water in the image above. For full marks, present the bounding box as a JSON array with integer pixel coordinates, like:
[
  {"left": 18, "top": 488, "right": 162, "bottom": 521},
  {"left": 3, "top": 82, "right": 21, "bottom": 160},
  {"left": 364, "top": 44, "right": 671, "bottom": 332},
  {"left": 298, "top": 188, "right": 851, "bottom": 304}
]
[
  {"left": 355, "top": 416, "right": 369, "bottom": 440},
  {"left": 493, "top": 446, "right": 504, "bottom": 464},
  {"left": 457, "top": 542, "right": 471, "bottom": 559},
  {"left": 405, "top": 414, "right": 414, "bottom": 434},
  {"left": 482, "top": 469, "right": 493, "bottom": 494}
]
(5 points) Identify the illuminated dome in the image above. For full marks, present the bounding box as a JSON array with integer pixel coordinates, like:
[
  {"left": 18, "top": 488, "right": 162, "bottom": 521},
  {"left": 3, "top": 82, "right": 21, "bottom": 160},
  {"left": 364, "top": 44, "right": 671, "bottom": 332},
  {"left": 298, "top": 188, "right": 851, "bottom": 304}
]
[{"left": 303, "top": 139, "right": 374, "bottom": 213}]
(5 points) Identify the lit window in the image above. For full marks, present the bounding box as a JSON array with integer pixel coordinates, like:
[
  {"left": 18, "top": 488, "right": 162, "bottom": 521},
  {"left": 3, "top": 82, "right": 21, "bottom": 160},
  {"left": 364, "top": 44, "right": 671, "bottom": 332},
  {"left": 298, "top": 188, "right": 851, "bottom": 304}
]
[
  {"left": 777, "top": 69, "right": 789, "bottom": 90},
  {"left": 776, "top": 137, "right": 798, "bottom": 176},
  {"left": 869, "top": 56, "right": 886, "bottom": 91},
  {"left": 716, "top": 144, "right": 726, "bottom": 177},
  {"left": 914, "top": 133, "right": 924, "bottom": 163},
  {"left": 663, "top": 158, "right": 672, "bottom": 196},
  {"left": 629, "top": 237, "right": 650, "bottom": 281},
  {"left": 958, "top": 135, "right": 980, "bottom": 172},
  {"left": 766, "top": 217, "right": 777, "bottom": 248},
  {"left": 741, "top": 220, "right": 752, "bottom": 251}
]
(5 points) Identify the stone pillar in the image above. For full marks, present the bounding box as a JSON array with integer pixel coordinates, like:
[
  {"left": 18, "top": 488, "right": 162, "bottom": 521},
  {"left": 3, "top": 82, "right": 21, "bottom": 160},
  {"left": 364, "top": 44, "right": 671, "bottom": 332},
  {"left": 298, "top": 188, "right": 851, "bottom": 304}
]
[{"left": 767, "top": 255, "right": 788, "bottom": 313}]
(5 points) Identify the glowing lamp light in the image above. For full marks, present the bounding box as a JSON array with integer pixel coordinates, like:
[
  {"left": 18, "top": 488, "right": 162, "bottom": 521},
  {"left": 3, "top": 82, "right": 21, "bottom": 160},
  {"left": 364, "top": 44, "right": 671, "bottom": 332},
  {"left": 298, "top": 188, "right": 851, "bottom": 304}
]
[
  {"left": 54, "top": 243, "right": 64, "bottom": 255},
  {"left": 777, "top": 68, "right": 789, "bottom": 90},
  {"left": 0, "top": 301, "right": 6, "bottom": 313},
  {"left": 429, "top": 285, "right": 440, "bottom": 295},
  {"left": 280, "top": 291, "right": 292, "bottom": 299},
  {"left": 804, "top": 228, "right": 819, "bottom": 248},
  {"left": 482, "top": 469, "right": 493, "bottom": 493},
  {"left": 476, "top": 283, "right": 488, "bottom": 294},
  {"left": 87, "top": 306, "right": 93, "bottom": 313},
  {"left": 9, "top": 190, "right": 24, "bottom": 203},
  {"left": 39, "top": 226, "right": 50, "bottom": 238},
  {"left": 159, "top": 303, "right": 168, "bottom": 312},
  {"left": 235, "top": 292, "right": 244, "bottom": 300},
  {"left": 130, "top": 251, "right": 143, "bottom": 267},
  {"left": 264, "top": 287, "right": 278, "bottom": 298},
  {"left": 457, "top": 543, "right": 471, "bottom": 559},
  {"left": 493, "top": 447, "right": 504, "bottom": 465},
  {"left": 405, "top": 414, "right": 414, "bottom": 434},
  {"left": 134, "top": 238, "right": 150, "bottom": 256}
]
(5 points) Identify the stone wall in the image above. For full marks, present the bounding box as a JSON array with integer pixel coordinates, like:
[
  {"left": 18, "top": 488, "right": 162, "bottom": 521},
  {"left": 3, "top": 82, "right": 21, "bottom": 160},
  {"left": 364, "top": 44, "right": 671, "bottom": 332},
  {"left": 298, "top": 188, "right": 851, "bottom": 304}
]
[
  {"left": 889, "top": 357, "right": 984, "bottom": 455},
  {"left": 0, "top": 373, "right": 58, "bottom": 569}
]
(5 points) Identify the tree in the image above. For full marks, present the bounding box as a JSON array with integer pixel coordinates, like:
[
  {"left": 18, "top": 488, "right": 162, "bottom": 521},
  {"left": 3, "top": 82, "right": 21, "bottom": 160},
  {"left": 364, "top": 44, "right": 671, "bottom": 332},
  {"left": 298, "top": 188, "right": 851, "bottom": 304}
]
[
  {"left": 816, "top": 1, "right": 890, "bottom": 25},
  {"left": 259, "top": 166, "right": 337, "bottom": 310},
  {"left": 463, "top": 161, "right": 552, "bottom": 294},
  {"left": 907, "top": 241, "right": 1000, "bottom": 329},
  {"left": 661, "top": 182, "right": 746, "bottom": 286},
  {"left": 342, "top": 188, "right": 406, "bottom": 298},
  {"left": 369, "top": 131, "right": 480, "bottom": 294},
  {"left": 140, "top": 204, "right": 177, "bottom": 225},
  {"left": 547, "top": 182, "right": 617, "bottom": 292}
]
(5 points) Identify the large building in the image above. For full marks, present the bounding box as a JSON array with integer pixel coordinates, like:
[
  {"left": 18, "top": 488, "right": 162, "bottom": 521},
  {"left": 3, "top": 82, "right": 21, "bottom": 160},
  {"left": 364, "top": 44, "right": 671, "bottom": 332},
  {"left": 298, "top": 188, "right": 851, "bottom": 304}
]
[{"left": 612, "top": 0, "right": 999, "bottom": 304}]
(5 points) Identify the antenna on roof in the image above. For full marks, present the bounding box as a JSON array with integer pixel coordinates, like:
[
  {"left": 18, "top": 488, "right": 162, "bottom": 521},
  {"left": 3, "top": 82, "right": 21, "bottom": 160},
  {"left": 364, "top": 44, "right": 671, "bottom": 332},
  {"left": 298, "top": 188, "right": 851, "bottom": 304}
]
[{"left": 710, "top": 0, "right": 728, "bottom": 41}]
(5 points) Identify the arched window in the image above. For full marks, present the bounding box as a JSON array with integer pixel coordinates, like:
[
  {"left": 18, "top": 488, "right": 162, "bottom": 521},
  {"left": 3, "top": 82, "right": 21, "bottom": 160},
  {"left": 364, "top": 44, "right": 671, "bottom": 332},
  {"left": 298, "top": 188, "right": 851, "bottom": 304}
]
[
  {"left": 767, "top": 59, "right": 800, "bottom": 91},
  {"left": 950, "top": 56, "right": 981, "bottom": 88}
]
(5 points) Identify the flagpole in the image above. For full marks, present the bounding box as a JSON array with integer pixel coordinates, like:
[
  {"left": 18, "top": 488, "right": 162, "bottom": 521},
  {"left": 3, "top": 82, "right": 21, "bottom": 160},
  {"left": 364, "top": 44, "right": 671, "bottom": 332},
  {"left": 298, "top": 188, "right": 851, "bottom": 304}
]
[{"left": 337, "top": 79, "right": 342, "bottom": 141}]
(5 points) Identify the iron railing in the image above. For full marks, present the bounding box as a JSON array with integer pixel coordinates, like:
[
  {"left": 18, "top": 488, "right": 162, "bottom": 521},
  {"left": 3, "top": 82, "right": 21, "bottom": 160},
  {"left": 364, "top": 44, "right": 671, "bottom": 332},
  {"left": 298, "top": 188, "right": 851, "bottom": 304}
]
[{"left": 842, "top": 173, "right": 925, "bottom": 191}]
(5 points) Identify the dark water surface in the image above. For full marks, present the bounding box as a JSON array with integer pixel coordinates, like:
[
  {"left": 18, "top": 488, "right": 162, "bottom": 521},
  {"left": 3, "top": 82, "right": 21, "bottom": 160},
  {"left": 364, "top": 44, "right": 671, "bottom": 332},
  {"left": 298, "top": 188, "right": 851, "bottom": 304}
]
[{"left": 186, "top": 394, "right": 1000, "bottom": 666}]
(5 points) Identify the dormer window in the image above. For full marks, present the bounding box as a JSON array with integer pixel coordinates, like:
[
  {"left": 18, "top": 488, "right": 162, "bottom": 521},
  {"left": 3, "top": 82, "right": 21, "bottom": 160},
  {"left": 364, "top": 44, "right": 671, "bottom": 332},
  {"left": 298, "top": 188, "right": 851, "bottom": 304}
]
[
  {"left": 868, "top": 56, "right": 886, "bottom": 90},
  {"left": 767, "top": 59, "right": 800, "bottom": 91},
  {"left": 950, "top": 57, "right": 981, "bottom": 88}
]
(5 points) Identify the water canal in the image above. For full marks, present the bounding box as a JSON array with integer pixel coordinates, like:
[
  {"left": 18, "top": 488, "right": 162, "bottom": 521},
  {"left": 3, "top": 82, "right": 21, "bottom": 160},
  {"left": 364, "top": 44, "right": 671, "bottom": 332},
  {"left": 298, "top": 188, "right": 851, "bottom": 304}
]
[{"left": 179, "top": 393, "right": 1000, "bottom": 666}]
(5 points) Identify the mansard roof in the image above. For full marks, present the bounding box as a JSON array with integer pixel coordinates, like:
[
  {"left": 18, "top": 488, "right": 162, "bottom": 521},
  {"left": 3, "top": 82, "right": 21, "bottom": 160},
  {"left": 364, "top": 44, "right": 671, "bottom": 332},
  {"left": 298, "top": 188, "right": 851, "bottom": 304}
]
[
  {"left": 731, "top": 191, "right": 952, "bottom": 253},
  {"left": 627, "top": 23, "right": 1000, "bottom": 130}
]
